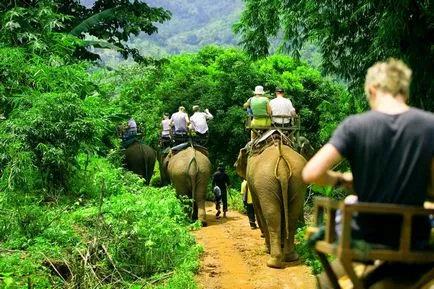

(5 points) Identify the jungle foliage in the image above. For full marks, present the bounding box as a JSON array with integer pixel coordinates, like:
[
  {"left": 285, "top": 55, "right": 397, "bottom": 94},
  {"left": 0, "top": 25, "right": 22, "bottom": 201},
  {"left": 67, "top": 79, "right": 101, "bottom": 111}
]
[
  {"left": 0, "top": 2, "right": 355, "bottom": 287},
  {"left": 0, "top": 0, "right": 171, "bottom": 62},
  {"left": 0, "top": 4, "right": 200, "bottom": 288},
  {"left": 106, "top": 46, "right": 353, "bottom": 171},
  {"left": 235, "top": 0, "right": 434, "bottom": 110}
]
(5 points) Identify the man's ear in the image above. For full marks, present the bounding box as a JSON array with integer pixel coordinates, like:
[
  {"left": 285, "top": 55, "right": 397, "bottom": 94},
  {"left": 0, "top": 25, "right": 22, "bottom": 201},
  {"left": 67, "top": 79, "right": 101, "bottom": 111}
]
[{"left": 368, "top": 86, "right": 376, "bottom": 99}]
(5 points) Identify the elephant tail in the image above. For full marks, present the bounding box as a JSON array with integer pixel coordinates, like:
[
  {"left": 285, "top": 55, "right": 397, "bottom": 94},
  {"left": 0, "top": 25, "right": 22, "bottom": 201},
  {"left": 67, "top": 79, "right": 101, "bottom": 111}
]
[
  {"left": 275, "top": 141, "right": 294, "bottom": 240},
  {"left": 186, "top": 149, "right": 199, "bottom": 218},
  {"left": 139, "top": 144, "right": 155, "bottom": 185}
]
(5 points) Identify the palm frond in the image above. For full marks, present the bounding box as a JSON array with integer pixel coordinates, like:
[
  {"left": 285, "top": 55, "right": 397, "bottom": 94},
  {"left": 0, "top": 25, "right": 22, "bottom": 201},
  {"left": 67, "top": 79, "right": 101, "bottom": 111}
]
[{"left": 69, "top": 7, "right": 118, "bottom": 36}]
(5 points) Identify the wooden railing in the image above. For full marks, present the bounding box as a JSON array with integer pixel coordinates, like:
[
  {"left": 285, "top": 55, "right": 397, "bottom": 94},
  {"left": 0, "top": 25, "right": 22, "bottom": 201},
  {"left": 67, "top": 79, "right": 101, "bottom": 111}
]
[{"left": 310, "top": 197, "right": 434, "bottom": 289}]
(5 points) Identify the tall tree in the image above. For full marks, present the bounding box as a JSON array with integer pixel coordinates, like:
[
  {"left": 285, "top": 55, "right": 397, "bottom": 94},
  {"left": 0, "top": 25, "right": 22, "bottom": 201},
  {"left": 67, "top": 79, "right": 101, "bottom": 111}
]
[
  {"left": 234, "top": 1, "right": 434, "bottom": 110},
  {"left": 0, "top": 0, "right": 171, "bottom": 62}
]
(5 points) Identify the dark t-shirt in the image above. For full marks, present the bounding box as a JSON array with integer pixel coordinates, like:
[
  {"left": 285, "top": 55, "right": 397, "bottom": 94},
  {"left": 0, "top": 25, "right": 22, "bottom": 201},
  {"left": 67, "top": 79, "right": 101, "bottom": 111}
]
[
  {"left": 212, "top": 171, "right": 230, "bottom": 193},
  {"left": 329, "top": 108, "right": 434, "bottom": 247}
]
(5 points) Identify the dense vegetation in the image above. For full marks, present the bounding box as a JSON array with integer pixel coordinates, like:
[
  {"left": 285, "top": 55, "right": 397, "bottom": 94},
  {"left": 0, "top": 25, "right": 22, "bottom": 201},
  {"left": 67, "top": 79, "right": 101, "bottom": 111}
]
[
  {"left": 9, "top": 0, "right": 430, "bottom": 286},
  {"left": 0, "top": 2, "right": 352, "bottom": 285},
  {"left": 235, "top": 0, "right": 434, "bottom": 110},
  {"left": 110, "top": 46, "right": 353, "bottom": 171}
]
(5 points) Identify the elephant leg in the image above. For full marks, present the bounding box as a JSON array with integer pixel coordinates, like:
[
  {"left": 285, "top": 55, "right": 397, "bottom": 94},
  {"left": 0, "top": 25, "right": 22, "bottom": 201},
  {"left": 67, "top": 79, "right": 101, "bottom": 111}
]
[
  {"left": 251, "top": 191, "right": 269, "bottom": 252},
  {"left": 192, "top": 201, "right": 198, "bottom": 220},
  {"left": 145, "top": 161, "right": 154, "bottom": 185},
  {"left": 283, "top": 185, "right": 305, "bottom": 262},
  {"left": 196, "top": 194, "right": 207, "bottom": 226},
  {"left": 257, "top": 188, "right": 284, "bottom": 268}
]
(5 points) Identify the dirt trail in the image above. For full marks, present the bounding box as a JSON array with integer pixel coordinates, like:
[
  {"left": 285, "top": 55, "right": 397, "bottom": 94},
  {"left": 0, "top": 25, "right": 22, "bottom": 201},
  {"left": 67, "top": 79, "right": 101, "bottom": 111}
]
[{"left": 194, "top": 201, "right": 316, "bottom": 289}]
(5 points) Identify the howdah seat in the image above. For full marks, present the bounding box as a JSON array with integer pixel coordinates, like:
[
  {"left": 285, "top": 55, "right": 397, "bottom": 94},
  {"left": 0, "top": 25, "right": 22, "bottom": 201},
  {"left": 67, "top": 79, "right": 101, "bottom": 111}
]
[{"left": 308, "top": 197, "right": 434, "bottom": 289}]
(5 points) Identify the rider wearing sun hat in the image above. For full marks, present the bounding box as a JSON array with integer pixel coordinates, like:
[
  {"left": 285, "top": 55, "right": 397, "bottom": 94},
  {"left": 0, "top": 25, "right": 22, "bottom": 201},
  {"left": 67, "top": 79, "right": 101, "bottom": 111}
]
[{"left": 243, "top": 85, "right": 272, "bottom": 139}]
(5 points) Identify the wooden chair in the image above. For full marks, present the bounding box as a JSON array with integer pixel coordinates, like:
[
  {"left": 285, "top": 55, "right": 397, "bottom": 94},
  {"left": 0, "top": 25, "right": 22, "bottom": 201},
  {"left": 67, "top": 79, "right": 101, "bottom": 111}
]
[{"left": 309, "top": 197, "right": 434, "bottom": 289}]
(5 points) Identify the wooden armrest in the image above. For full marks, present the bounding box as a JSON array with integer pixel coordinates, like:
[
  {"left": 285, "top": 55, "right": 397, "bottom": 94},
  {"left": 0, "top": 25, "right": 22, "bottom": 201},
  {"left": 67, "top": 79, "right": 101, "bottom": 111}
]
[
  {"left": 312, "top": 197, "right": 434, "bottom": 260},
  {"left": 343, "top": 202, "right": 434, "bottom": 215}
]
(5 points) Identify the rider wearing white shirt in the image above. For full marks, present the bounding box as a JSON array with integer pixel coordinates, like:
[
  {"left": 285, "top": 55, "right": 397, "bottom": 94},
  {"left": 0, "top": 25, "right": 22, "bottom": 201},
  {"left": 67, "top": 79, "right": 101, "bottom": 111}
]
[
  {"left": 269, "top": 87, "right": 296, "bottom": 126},
  {"left": 190, "top": 105, "right": 213, "bottom": 135}
]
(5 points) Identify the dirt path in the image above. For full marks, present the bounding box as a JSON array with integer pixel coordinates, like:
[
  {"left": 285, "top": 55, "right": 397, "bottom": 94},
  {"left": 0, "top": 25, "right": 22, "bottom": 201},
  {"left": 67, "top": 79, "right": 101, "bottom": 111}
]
[{"left": 194, "top": 201, "right": 316, "bottom": 289}]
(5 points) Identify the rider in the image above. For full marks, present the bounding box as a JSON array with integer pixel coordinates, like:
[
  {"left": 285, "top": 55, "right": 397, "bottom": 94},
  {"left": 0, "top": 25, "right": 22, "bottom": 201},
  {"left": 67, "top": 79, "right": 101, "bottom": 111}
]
[
  {"left": 302, "top": 58, "right": 434, "bottom": 249},
  {"left": 189, "top": 105, "right": 213, "bottom": 146},
  {"left": 170, "top": 106, "right": 190, "bottom": 145},
  {"left": 269, "top": 87, "right": 297, "bottom": 127},
  {"left": 243, "top": 85, "right": 272, "bottom": 140},
  {"left": 127, "top": 116, "right": 137, "bottom": 135},
  {"left": 160, "top": 113, "right": 172, "bottom": 148}
]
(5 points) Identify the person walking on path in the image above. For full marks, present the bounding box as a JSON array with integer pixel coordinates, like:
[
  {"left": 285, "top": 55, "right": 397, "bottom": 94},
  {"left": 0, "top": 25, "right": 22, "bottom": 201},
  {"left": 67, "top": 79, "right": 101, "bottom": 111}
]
[
  {"left": 241, "top": 179, "right": 258, "bottom": 229},
  {"left": 212, "top": 163, "right": 230, "bottom": 218}
]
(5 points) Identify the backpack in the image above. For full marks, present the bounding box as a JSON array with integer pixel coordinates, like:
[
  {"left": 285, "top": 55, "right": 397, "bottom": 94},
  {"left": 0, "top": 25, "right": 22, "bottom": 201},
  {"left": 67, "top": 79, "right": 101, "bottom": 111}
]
[{"left": 213, "top": 185, "right": 221, "bottom": 198}]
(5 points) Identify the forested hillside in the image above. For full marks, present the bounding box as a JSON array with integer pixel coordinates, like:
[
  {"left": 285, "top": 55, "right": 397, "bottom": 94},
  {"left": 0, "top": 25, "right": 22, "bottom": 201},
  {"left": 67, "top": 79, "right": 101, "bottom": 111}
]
[
  {"left": 2, "top": 0, "right": 433, "bottom": 287},
  {"left": 96, "top": 0, "right": 244, "bottom": 63},
  {"left": 142, "top": 0, "right": 243, "bottom": 53}
]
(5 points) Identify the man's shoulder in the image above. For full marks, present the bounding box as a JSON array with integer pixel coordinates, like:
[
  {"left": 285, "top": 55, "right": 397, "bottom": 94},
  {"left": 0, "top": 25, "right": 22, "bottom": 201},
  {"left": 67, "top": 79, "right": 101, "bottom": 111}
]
[
  {"left": 270, "top": 97, "right": 291, "bottom": 104},
  {"left": 408, "top": 107, "right": 434, "bottom": 121}
]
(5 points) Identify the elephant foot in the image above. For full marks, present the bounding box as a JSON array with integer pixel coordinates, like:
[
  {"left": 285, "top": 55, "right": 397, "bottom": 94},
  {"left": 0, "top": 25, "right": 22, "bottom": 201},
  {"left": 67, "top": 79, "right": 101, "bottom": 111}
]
[
  {"left": 267, "top": 257, "right": 284, "bottom": 268},
  {"left": 284, "top": 251, "right": 299, "bottom": 262},
  {"left": 264, "top": 243, "right": 270, "bottom": 254}
]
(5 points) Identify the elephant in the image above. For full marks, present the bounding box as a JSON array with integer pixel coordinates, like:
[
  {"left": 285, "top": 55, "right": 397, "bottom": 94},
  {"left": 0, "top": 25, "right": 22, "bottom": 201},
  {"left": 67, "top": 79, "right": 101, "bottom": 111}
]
[
  {"left": 157, "top": 148, "right": 171, "bottom": 186},
  {"left": 298, "top": 136, "right": 315, "bottom": 160},
  {"left": 123, "top": 141, "right": 156, "bottom": 185},
  {"left": 235, "top": 138, "right": 307, "bottom": 268},
  {"left": 164, "top": 146, "right": 211, "bottom": 225}
]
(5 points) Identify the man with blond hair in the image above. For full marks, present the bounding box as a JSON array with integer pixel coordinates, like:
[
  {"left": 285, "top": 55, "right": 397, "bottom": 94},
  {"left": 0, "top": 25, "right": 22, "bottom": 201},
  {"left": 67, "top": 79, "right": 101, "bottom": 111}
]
[{"left": 303, "top": 59, "right": 434, "bottom": 248}]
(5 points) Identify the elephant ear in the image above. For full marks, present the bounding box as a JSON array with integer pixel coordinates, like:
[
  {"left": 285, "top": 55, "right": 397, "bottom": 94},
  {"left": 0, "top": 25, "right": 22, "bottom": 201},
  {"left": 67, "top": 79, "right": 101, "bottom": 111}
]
[
  {"left": 163, "top": 151, "right": 172, "bottom": 170},
  {"left": 234, "top": 148, "right": 248, "bottom": 179},
  {"left": 299, "top": 136, "right": 315, "bottom": 160}
]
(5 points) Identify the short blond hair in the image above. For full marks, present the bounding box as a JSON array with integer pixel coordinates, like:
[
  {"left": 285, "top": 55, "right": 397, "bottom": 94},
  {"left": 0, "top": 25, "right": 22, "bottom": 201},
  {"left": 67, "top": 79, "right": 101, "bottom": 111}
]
[{"left": 364, "top": 58, "right": 412, "bottom": 100}]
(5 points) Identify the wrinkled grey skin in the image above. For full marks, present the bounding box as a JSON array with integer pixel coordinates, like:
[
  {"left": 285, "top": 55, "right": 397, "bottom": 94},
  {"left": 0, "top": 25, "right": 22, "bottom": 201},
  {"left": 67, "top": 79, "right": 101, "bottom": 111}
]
[
  {"left": 235, "top": 144, "right": 307, "bottom": 268},
  {"left": 157, "top": 149, "right": 170, "bottom": 186},
  {"left": 164, "top": 147, "right": 211, "bottom": 226},
  {"left": 124, "top": 142, "right": 156, "bottom": 185}
]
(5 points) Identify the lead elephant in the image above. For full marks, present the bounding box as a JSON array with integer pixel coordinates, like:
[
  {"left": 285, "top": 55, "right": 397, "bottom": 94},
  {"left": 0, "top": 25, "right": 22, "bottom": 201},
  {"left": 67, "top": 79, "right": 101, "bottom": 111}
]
[
  {"left": 235, "top": 140, "right": 307, "bottom": 268},
  {"left": 124, "top": 141, "right": 156, "bottom": 185},
  {"left": 164, "top": 146, "right": 211, "bottom": 225}
]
